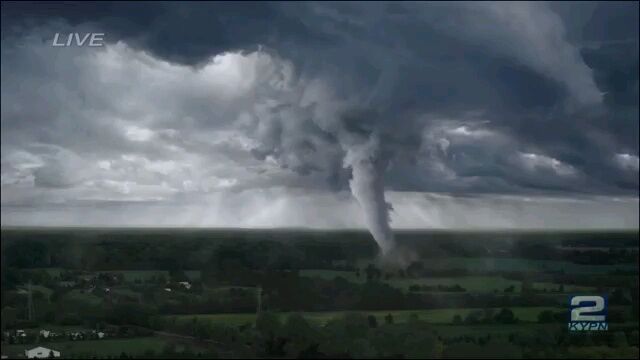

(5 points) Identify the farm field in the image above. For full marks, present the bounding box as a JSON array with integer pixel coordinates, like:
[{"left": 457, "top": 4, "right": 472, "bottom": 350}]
[
  {"left": 358, "top": 257, "right": 639, "bottom": 274},
  {"left": 432, "top": 321, "right": 640, "bottom": 338},
  {"left": 300, "top": 269, "right": 365, "bottom": 283},
  {"left": 162, "top": 306, "right": 566, "bottom": 327},
  {"left": 1, "top": 337, "right": 174, "bottom": 358},
  {"left": 389, "top": 276, "right": 523, "bottom": 293},
  {"left": 103, "top": 270, "right": 201, "bottom": 282},
  {"left": 300, "top": 271, "right": 598, "bottom": 293}
]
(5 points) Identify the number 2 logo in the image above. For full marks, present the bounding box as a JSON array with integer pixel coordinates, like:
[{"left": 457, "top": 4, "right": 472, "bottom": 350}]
[{"left": 570, "top": 295, "right": 606, "bottom": 321}]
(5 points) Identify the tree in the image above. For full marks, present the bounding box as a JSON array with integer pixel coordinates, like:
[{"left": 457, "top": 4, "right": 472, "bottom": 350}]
[
  {"left": 406, "top": 261, "right": 424, "bottom": 277},
  {"left": 494, "top": 308, "right": 517, "bottom": 324},
  {"left": 537, "top": 310, "right": 555, "bottom": 323},
  {"left": 367, "top": 315, "right": 378, "bottom": 328},
  {"left": 1, "top": 307, "right": 18, "bottom": 330},
  {"left": 341, "top": 312, "right": 370, "bottom": 339},
  {"left": 256, "top": 311, "right": 282, "bottom": 339},
  {"left": 283, "top": 314, "right": 317, "bottom": 357},
  {"left": 452, "top": 314, "right": 463, "bottom": 325},
  {"left": 365, "top": 264, "right": 381, "bottom": 282},
  {"left": 162, "top": 342, "right": 176, "bottom": 356},
  {"left": 611, "top": 331, "right": 628, "bottom": 348},
  {"left": 464, "top": 311, "right": 482, "bottom": 325},
  {"left": 631, "top": 285, "right": 639, "bottom": 319},
  {"left": 403, "top": 331, "right": 441, "bottom": 359},
  {"left": 611, "top": 288, "right": 631, "bottom": 305},
  {"left": 384, "top": 313, "right": 394, "bottom": 325},
  {"left": 521, "top": 278, "right": 533, "bottom": 294},
  {"left": 482, "top": 308, "right": 495, "bottom": 324},
  {"left": 283, "top": 313, "right": 315, "bottom": 341},
  {"left": 169, "top": 269, "right": 189, "bottom": 283},
  {"left": 628, "top": 330, "right": 639, "bottom": 347}
]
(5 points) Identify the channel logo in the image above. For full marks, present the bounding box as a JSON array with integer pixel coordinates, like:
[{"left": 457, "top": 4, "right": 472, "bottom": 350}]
[{"left": 568, "top": 295, "right": 608, "bottom": 331}]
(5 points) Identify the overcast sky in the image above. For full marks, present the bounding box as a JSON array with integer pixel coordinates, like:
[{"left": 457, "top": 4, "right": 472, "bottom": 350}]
[{"left": 1, "top": 1, "right": 638, "bottom": 229}]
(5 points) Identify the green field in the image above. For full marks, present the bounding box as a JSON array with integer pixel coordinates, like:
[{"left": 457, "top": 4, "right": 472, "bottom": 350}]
[
  {"left": 63, "top": 290, "right": 104, "bottom": 306},
  {"left": 163, "top": 306, "right": 564, "bottom": 327},
  {"left": 18, "top": 284, "right": 54, "bottom": 298},
  {"left": 102, "top": 270, "right": 201, "bottom": 282},
  {"left": 107, "top": 270, "right": 169, "bottom": 282},
  {"left": 2, "top": 337, "right": 172, "bottom": 358},
  {"left": 185, "top": 271, "right": 201, "bottom": 281},
  {"left": 300, "top": 271, "right": 597, "bottom": 294},
  {"left": 111, "top": 287, "right": 142, "bottom": 298},
  {"left": 390, "top": 276, "right": 521, "bottom": 292},
  {"left": 300, "top": 269, "right": 365, "bottom": 283},
  {"left": 23, "top": 267, "right": 65, "bottom": 278},
  {"left": 432, "top": 321, "right": 640, "bottom": 338},
  {"left": 203, "top": 286, "right": 257, "bottom": 295},
  {"left": 416, "top": 257, "right": 638, "bottom": 274},
  {"left": 533, "top": 282, "right": 595, "bottom": 293}
]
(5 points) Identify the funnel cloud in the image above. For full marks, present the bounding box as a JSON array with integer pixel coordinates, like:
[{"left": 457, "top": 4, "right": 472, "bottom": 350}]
[{"left": 342, "top": 134, "right": 395, "bottom": 254}]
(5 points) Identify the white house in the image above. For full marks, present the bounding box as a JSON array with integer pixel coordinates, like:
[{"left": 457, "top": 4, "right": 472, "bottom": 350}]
[
  {"left": 178, "top": 281, "right": 192, "bottom": 290},
  {"left": 25, "top": 346, "right": 60, "bottom": 359},
  {"left": 39, "top": 330, "right": 50, "bottom": 339}
]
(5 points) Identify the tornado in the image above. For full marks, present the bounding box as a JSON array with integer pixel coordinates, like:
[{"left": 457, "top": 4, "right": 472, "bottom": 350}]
[{"left": 342, "top": 135, "right": 396, "bottom": 255}]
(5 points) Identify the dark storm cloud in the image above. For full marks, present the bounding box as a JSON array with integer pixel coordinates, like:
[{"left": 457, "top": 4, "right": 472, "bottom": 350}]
[
  {"left": 1, "top": 1, "right": 326, "bottom": 65},
  {"left": 1, "top": 1, "right": 638, "bottom": 229}
]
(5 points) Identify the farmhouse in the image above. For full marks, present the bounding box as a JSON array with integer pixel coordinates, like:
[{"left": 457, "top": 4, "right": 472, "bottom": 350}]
[
  {"left": 25, "top": 346, "right": 60, "bottom": 359},
  {"left": 58, "top": 280, "right": 76, "bottom": 288}
]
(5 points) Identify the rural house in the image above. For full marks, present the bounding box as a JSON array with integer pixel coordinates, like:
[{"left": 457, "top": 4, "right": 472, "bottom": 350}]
[{"left": 25, "top": 346, "right": 60, "bottom": 359}]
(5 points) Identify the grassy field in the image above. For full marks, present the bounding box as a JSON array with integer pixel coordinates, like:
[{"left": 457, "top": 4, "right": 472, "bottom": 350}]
[
  {"left": 63, "top": 290, "right": 103, "bottom": 306},
  {"left": 111, "top": 287, "right": 142, "bottom": 298},
  {"left": 107, "top": 270, "right": 169, "bottom": 282},
  {"left": 18, "top": 284, "right": 54, "bottom": 298},
  {"left": 300, "top": 269, "right": 365, "bottom": 283},
  {"left": 17, "top": 268, "right": 202, "bottom": 282},
  {"left": 390, "top": 276, "right": 521, "bottom": 292},
  {"left": 99, "top": 270, "right": 201, "bottom": 282},
  {"left": 354, "top": 257, "right": 638, "bottom": 275},
  {"left": 163, "top": 306, "right": 564, "bottom": 327},
  {"left": 300, "top": 271, "right": 597, "bottom": 294},
  {"left": 203, "top": 286, "right": 257, "bottom": 295},
  {"left": 23, "top": 267, "right": 65, "bottom": 278},
  {"left": 432, "top": 321, "right": 640, "bottom": 338},
  {"left": 532, "top": 282, "right": 595, "bottom": 293},
  {"left": 185, "top": 271, "right": 201, "bottom": 281},
  {"left": 413, "top": 257, "right": 638, "bottom": 274},
  {"left": 2, "top": 337, "right": 172, "bottom": 358}
]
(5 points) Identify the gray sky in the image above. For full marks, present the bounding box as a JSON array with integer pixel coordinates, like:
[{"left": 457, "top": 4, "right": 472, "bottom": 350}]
[{"left": 1, "top": 1, "right": 638, "bottom": 229}]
